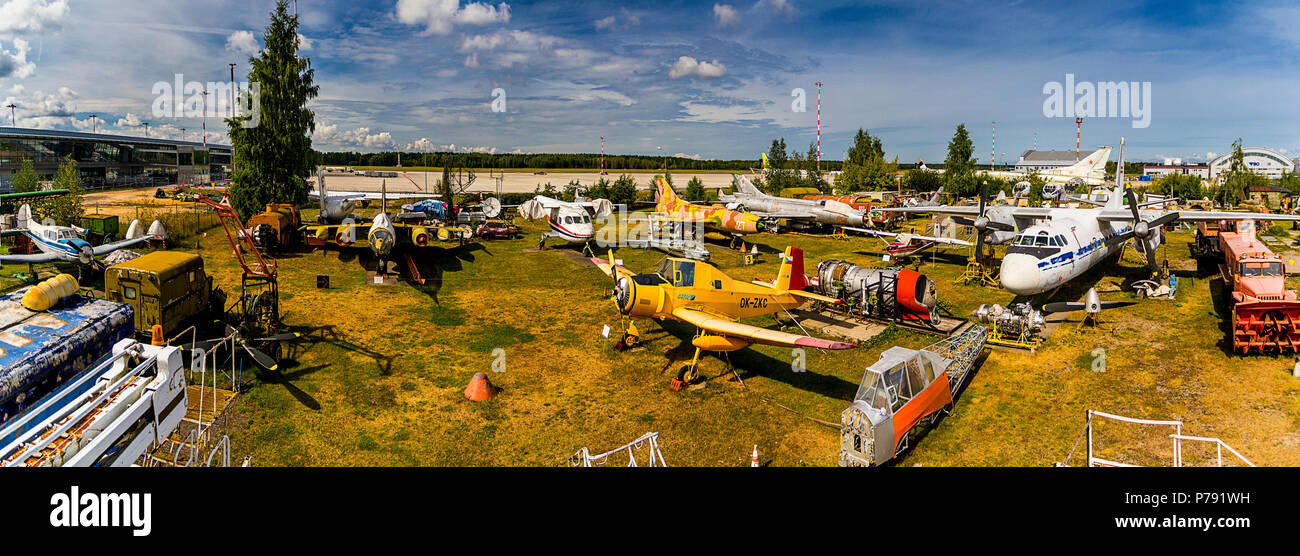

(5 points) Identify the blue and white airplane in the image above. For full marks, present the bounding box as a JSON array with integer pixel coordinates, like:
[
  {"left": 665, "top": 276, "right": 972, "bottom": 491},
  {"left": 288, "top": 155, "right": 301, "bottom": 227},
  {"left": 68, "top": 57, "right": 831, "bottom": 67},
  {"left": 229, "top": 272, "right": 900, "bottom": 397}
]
[
  {"left": 0, "top": 204, "right": 162, "bottom": 270},
  {"left": 886, "top": 139, "right": 1300, "bottom": 295}
]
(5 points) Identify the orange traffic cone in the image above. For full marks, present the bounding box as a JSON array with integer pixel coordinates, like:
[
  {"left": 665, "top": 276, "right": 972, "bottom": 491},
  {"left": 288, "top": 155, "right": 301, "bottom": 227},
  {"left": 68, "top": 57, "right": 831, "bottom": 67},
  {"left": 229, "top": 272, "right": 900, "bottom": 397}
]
[
  {"left": 464, "top": 372, "right": 497, "bottom": 401},
  {"left": 750, "top": 445, "right": 759, "bottom": 467}
]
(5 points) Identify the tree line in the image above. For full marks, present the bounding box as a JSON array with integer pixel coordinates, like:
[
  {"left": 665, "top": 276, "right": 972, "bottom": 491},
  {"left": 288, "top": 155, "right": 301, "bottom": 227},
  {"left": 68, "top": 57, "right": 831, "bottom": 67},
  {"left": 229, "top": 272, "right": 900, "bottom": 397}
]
[{"left": 315, "top": 150, "right": 846, "bottom": 173}]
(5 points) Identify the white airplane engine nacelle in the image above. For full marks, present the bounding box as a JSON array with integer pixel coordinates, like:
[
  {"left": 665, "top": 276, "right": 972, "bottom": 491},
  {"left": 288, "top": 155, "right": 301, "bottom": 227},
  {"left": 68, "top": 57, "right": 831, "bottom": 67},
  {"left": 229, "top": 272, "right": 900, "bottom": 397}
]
[
  {"left": 125, "top": 219, "right": 143, "bottom": 239},
  {"left": 148, "top": 220, "right": 167, "bottom": 241},
  {"left": 519, "top": 199, "right": 548, "bottom": 220},
  {"left": 590, "top": 198, "right": 614, "bottom": 219}
]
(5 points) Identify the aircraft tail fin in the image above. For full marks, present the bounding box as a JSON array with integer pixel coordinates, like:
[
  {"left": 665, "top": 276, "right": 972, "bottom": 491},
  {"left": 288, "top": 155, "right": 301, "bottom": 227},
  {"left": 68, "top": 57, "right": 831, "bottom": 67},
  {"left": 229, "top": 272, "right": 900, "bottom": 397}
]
[
  {"left": 16, "top": 204, "right": 31, "bottom": 229},
  {"left": 654, "top": 175, "right": 679, "bottom": 209},
  {"left": 775, "top": 246, "right": 808, "bottom": 291},
  {"left": 734, "top": 174, "right": 764, "bottom": 197},
  {"left": 1061, "top": 145, "right": 1112, "bottom": 177},
  {"left": 761, "top": 152, "right": 769, "bottom": 171},
  {"left": 1108, "top": 139, "right": 1126, "bottom": 209}
]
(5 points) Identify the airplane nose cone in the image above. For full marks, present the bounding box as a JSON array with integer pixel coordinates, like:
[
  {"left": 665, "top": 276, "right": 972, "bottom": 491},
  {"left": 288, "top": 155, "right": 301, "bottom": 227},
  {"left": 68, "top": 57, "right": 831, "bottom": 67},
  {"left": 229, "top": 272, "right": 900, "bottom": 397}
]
[
  {"left": 614, "top": 276, "right": 633, "bottom": 313},
  {"left": 1000, "top": 254, "right": 1043, "bottom": 295}
]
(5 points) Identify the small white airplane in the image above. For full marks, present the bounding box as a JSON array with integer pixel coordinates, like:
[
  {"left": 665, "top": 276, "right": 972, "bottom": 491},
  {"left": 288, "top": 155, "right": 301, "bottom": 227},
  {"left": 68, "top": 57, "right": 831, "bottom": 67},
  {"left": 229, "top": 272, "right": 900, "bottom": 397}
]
[
  {"left": 515, "top": 195, "right": 614, "bottom": 248},
  {"left": 982, "top": 147, "right": 1113, "bottom": 186},
  {"left": 0, "top": 205, "right": 162, "bottom": 271},
  {"left": 844, "top": 227, "right": 972, "bottom": 260},
  {"left": 309, "top": 168, "right": 437, "bottom": 224},
  {"left": 887, "top": 138, "right": 1300, "bottom": 295}
]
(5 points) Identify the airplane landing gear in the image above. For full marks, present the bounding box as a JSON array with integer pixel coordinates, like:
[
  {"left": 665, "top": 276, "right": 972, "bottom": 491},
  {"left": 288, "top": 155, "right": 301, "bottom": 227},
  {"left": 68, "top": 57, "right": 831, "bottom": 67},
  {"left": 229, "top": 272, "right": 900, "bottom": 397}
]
[
  {"left": 670, "top": 346, "right": 704, "bottom": 391},
  {"left": 614, "top": 320, "right": 639, "bottom": 352}
]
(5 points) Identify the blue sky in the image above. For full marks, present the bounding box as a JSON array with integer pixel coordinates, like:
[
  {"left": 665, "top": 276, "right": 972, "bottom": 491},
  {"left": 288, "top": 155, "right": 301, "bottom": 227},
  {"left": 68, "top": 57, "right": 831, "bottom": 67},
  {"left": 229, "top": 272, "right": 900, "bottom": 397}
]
[{"left": 1, "top": 0, "right": 1298, "bottom": 162}]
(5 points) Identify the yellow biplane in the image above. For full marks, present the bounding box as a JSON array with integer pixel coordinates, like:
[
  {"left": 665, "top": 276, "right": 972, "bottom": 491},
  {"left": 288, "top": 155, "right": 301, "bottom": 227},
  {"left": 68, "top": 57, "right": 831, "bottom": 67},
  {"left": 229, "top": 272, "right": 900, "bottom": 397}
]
[{"left": 593, "top": 245, "right": 855, "bottom": 389}]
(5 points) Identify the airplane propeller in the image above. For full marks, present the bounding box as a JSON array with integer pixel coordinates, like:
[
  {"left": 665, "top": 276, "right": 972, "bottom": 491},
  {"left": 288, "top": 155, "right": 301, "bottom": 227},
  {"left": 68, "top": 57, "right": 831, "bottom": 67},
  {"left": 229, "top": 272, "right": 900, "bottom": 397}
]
[
  {"left": 1119, "top": 186, "right": 1180, "bottom": 275},
  {"left": 951, "top": 180, "right": 1015, "bottom": 259},
  {"left": 181, "top": 323, "right": 301, "bottom": 372}
]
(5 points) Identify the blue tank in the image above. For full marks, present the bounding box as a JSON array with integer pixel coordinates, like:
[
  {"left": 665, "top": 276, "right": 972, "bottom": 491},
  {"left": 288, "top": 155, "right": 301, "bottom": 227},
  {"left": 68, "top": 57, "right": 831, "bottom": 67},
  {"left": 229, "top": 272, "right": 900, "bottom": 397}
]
[{"left": 0, "top": 288, "right": 133, "bottom": 423}]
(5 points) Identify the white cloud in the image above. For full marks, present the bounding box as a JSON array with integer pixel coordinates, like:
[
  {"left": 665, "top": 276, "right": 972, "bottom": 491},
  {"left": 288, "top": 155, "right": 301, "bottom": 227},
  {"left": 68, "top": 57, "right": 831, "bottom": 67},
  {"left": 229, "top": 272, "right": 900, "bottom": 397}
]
[
  {"left": 225, "top": 30, "right": 259, "bottom": 56},
  {"left": 594, "top": 8, "right": 639, "bottom": 31},
  {"left": 403, "top": 137, "right": 498, "bottom": 153},
  {"left": 0, "top": 38, "right": 35, "bottom": 78},
  {"left": 464, "top": 53, "right": 478, "bottom": 67},
  {"left": 668, "top": 56, "right": 727, "bottom": 79},
  {"left": 395, "top": 0, "right": 511, "bottom": 35},
  {"left": 297, "top": 34, "right": 314, "bottom": 51},
  {"left": 757, "top": 0, "right": 795, "bottom": 17},
  {"left": 314, "top": 123, "right": 396, "bottom": 150},
  {"left": 713, "top": 4, "right": 739, "bottom": 27},
  {"left": 2, "top": 85, "right": 77, "bottom": 128},
  {"left": 0, "top": 0, "right": 69, "bottom": 34}
]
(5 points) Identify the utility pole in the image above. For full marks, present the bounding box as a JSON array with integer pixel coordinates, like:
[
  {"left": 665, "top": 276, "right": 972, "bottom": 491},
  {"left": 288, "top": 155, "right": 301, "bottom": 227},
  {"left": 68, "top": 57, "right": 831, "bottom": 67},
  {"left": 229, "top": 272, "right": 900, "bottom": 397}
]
[
  {"left": 181, "top": 127, "right": 186, "bottom": 142},
  {"left": 90, "top": 114, "right": 97, "bottom": 133},
  {"left": 201, "top": 89, "right": 209, "bottom": 148},
  {"left": 990, "top": 121, "right": 995, "bottom": 171},
  {"left": 5, "top": 103, "right": 14, "bottom": 127},
  {"left": 1075, "top": 117, "right": 1083, "bottom": 161},
  {"left": 600, "top": 136, "right": 606, "bottom": 175},
  {"left": 143, "top": 121, "right": 150, "bottom": 137},
  {"left": 815, "top": 81, "right": 823, "bottom": 172}
]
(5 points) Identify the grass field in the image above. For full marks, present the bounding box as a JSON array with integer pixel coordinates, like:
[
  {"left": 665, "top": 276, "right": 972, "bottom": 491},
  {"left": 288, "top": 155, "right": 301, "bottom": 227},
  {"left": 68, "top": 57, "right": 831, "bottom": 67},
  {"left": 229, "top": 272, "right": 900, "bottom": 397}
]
[
  {"left": 9, "top": 203, "right": 1298, "bottom": 466},
  {"left": 191, "top": 208, "right": 1299, "bottom": 467}
]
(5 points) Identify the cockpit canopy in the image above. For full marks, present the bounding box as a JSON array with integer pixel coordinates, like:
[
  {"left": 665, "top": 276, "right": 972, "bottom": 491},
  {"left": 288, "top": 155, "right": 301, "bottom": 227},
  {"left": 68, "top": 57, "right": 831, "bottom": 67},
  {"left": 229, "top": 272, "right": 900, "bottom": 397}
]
[{"left": 853, "top": 346, "right": 949, "bottom": 416}]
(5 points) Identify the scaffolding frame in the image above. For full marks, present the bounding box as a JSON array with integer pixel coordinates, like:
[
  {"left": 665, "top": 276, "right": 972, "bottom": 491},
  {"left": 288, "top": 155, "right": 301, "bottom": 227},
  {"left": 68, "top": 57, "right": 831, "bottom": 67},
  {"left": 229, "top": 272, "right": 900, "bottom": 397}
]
[{"left": 568, "top": 432, "right": 667, "bottom": 467}]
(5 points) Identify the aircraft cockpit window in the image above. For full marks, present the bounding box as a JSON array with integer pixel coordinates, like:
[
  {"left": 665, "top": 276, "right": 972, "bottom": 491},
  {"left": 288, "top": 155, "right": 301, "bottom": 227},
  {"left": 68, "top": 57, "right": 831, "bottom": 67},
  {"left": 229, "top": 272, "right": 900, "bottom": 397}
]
[
  {"left": 904, "top": 359, "right": 925, "bottom": 396},
  {"left": 1015, "top": 235, "right": 1035, "bottom": 246},
  {"left": 582, "top": 215, "right": 591, "bottom": 223},
  {"left": 654, "top": 259, "right": 673, "bottom": 280},
  {"left": 1034, "top": 234, "right": 1049, "bottom": 246},
  {"left": 58, "top": 230, "right": 76, "bottom": 240},
  {"left": 882, "top": 364, "right": 907, "bottom": 411},
  {"left": 673, "top": 260, "right": 696, "bottom": 287}
]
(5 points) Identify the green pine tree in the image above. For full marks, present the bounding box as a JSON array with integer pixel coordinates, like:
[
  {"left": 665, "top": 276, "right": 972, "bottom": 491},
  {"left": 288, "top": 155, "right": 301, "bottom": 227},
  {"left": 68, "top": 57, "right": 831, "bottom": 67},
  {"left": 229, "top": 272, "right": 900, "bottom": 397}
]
[{"left": 226, "top": 0, "right": 319, "bottom": 219}]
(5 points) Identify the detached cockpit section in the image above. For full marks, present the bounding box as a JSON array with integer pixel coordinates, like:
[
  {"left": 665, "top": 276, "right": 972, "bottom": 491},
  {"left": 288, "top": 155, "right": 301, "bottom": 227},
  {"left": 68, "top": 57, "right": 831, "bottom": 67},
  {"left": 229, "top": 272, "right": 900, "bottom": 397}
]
[{"left": 840, "top": 325, "right": 988, "bottom": 467}]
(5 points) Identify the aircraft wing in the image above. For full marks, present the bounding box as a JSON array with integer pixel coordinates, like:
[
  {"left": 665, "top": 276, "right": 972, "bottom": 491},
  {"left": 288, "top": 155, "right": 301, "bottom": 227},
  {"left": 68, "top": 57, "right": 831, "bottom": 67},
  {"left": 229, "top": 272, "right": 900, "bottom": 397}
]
[
  {"left": 741, "top": 208, "right": 817, "bottom": 220},
  {"left": 843, "top": 227, "right": 899, "bottom": 238},
  {"left": 305, "top": 223, "right": 371, "bottom": 247},
  {"left": 310, "top": 189, "right": 439, "bottom": 201},
  {"left": 589, "top": 256, "right": 635, "bottom": 280},
  {"left": 1095, "top": 210, "right": 1300, "bottom": 223},
  {"left": 91, "top": 235, "right": 154, "bottom": 256},
  {"left": 0, "top": 252, "right": 61, "bottom": 264},
  {"left": 880, "top": 205, "right": 1055, "bottom": 219},
  {"left": 670, "top": 307, "right": 855, "bottom": 350}
]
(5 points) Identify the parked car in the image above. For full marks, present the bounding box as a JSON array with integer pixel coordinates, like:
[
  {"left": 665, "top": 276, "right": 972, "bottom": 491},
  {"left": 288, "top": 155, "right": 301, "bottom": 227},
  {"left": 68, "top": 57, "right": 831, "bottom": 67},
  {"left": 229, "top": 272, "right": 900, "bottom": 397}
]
[{"left": 476, "top": 219, "right": 519, "bottom": 239}]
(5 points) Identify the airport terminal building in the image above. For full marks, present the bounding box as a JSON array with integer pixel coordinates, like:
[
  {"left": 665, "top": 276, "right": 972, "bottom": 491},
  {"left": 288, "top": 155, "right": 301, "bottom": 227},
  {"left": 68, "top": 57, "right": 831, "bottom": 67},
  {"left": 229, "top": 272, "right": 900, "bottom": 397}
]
[
  {"left": 0, "top": 127, "right": 232, "bottom": 191},
  {"left": 1014, "top": 149, "right": 1098, "bottom": 172}
]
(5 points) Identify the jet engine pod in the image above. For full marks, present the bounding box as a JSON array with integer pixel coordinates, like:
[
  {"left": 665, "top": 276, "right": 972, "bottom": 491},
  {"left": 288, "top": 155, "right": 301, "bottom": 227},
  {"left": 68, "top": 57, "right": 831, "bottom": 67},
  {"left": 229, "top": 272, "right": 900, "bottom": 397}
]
[
  {"left": 896, "top": 268, "right": 937, "bottom": 314},
  {"left": 519, "top": 199, "right": 548, "bottom": 220},
  {"left": 412, "top": 225, "right": 430, "bottom": 246}
]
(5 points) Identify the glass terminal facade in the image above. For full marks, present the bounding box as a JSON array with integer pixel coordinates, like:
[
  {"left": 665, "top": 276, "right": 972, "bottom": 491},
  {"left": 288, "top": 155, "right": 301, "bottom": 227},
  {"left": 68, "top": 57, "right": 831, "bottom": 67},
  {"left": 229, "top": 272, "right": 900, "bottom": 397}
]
[{"left": 0, "top": 127, "right": 232, "bottom": 190}]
